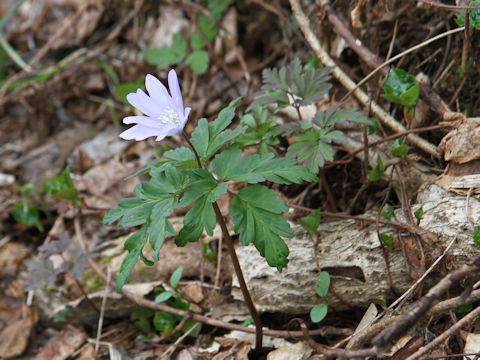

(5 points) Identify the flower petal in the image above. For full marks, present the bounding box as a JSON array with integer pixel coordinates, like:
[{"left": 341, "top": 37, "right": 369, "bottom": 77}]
[
  {"left": 122, "top": 115, "right": 159, "bottom": 127},
  {"left": 168, "top": 69, "right": 185, "bottom": 112},
  {"left": 182, "top": 107, "right": 192, "bottom": 126},
  {"left": 126, "top": 90, "right": 157, "bottom": 117},
  {"left": 120, "top": 125, "right": 166, "bottom": 141},
  {"left": 145, "top": 74, "right": 171, "bottom": 109}
]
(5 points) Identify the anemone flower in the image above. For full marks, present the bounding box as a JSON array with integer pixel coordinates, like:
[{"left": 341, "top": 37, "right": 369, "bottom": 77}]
[{"left": 120, "top": 70, "right": 191, "bottom": 142}]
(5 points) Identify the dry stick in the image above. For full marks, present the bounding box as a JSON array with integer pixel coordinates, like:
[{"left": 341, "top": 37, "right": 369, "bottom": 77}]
[
  {"left": 95, "top": 267, "right": 111, "bottom": 354},
  {"left": 290, "top": 0, "right": 441, "bottom": 159},
  {"left": 406, "top": 304, "right": 480, "bottom": 360},
  {"left": 372, "top": 259, "right": 480, "bottom": 350},
  {"left": 181, "top": 133, "right": 263, "bottom": 354},
  {"left": 419, "top": 0, "right": 480, "bottom": 10}
]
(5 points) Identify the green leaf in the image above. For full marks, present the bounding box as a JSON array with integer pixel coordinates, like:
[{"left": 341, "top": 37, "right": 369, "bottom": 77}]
[
  {"left": 201, "top": 243, "right": 217, "bottom": 264},
  {"left": 381, "top": 205, "right": 396, "bottom": 221},
  {"left": 114, "top": 77, "right": 144, "bottom": 105},
  {"left": 240, "top": 316, "right": 254, "bottom": 327},
  {"left": 155, "top": 291, "right": 173, "bottom": 303},
  {"left": 11, "top": 202, "right": 43, "bottom": 231},
  {"left": 190, "top": 14, "right": 218, "bottom": 50},
  {"left": 310, "top": 304, "right": 328, "bottom": 323},
  {"left": 149, "top": 198, "right": 177, "bottom": 260},
  {"left": 43, "top": 166, "right": 80, "bottom": 206},
  {"left": 170, "top": 266, "right": 183, "bottom": 289},
  {"left": 153, "top": 312, "right": 176, "bottom": 335},
  {"left": 142, "top": 34, "right": 187, "bottom": 68},
  {"left": 390, "top": 139, "right": 409, "bottom": 159},
  {"left": 179, "top": 169, "right": 227, "bottom": 207},
  {"left": 190, "top": 104, "right": 246, "bottom": 163},
  {"left": 116, "top": 226, "right": 148, "bottom": 291},
  {"left": 163, "top": 147, "right": 197, "bottom": 169},
  {"left": 211, "top": 146, "right": 317, "bottom": 184},
  {"left": 381, "top": 66, "right": 420, "bottom": 109},
  {"left": 181, "top": 319, "right": 202, "bottom": 337},
  {"left": 176, "top": 194, "right": 216, "bottom": 246},
  {"left": 287, "top": 129, "right": 336, "bottom": 173},
  {"left": 259, "top": 58, "right": 332, "bottom": 107},
  {"left": 456, "top": 1, "right": 480, "bottom": 27},
  {"left": 414, "top": 207, "right": 424, "bottom": 221},
  {"left": 379, "top": 233, "right": 394, "bottom": 250},
  {"left": 316, "top": 271, "right": 330, "bottom": 297},
  {"left": 298, "top": 210, "right": 321, "bottom": 236},
  {"left": 231, "top": 185, "right": 292, "bottom": 271},
  {"left": 208, "top": 0, "right": 233, "bottom": 19},
  {"left": 455, "top": 303, "right": 473, "bottom": 313},
  {"left": 185, "top": 50, "right": 210, "bottom": 75},
  {"left": 473, "top": 226, "right": 480, "bottom": 247},
  {"left": 368, "top": 155, "right": 386, "bottom": 181}
]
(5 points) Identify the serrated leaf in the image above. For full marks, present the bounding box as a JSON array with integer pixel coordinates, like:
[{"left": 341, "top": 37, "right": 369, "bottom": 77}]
[
  {"left": 185, "top": 50, "right": 209, "bottom": 74},
  {"left": 176, "top": 195, "right": 216, "bottom": 246},
  {"left": 456, "top": 1, "right": 480, "bottom": 27},
  {"left": 179, "top": 169, "right": 224, "bottom": 207},
  {"left": 70, "top": 252, "right": 98, "bottom": 280},
  {"left": 25, "top": 259, "right": 60, "bottom": 291},
  {"left": 310, "top": 304, "right": 328, "bottom": 323},
  {"left": 163, "top": 147, "right": 197, "bottom": 169},
  {"left": 116, "top": 226, "right": 148, "bottom": 291},
  {"left": 142, "top": 34, "right": 186, "bottom": 68},
  {"left": 190, "top": 104, "right": 246, "bottom": 163},
  {"left": 38, "top": 232, "right": 70, "bottom": 258},
  {"left": 381, "top": 66, "right": 420, "bottom": 109},
  {"left": 149, "top": 198, "right": 177, "bottom": 260},
  {"left": 231, "top": 185, "right": 292, "bottom": 271},
  {"left": 316, "top": 271, "right": 330, "bottom": 297},
  {"left": 260, "top": 58, "right": 332, "bottom": 107},
  {"left": 170, "top": 266, "right": 183, "bottom": 288},
  {"left": 43, "top": 166, "right": 80, "bottom": 206},
  {"left": 390, "top": 138, "right": 409, "bottom": 159},
  {"left": 298, "top": 210, "right": 321, "bottom": 236},
  {"left": 287, "top": 130, "right": 336, "bottom": 173},
  {"left": 211, "top": 146, "right": 317, "bottom": 184}
]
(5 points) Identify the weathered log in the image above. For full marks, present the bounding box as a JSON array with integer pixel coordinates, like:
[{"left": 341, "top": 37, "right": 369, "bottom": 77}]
[{"left": 232, "top": 183, "right": 480, "bottom": 312}]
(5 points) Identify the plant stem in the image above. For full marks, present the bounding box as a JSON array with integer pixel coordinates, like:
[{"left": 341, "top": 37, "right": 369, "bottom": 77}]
[
  {"left": 211, "top": 202, "right": 263, "bottom": 353},
  {"left": 182, "top": 132, "right": 263, "bottom": 353}
]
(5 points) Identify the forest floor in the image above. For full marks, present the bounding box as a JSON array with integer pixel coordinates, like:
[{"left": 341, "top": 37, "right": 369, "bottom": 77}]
[{"left": 1, "top": 0, "right": 480, "bottom": 359}]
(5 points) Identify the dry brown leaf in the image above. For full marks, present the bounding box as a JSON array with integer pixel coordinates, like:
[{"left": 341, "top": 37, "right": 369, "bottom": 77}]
[
  {"left": 0, "top": 242, "right": 30, "bottom": 277},
  {"left": 439, "top": 117, "right": 480, "bottom": 164},
  {"left": 34, "top": 324, "right": 86, "bottom": 360},
  {"left": 0, "top": 280, "right": 37, "bottom": 359}
]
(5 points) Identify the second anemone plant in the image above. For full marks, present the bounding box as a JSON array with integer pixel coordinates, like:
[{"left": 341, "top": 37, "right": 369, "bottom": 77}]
[{"left": 105, "top": 60, "right": 373, "bottom": 352}]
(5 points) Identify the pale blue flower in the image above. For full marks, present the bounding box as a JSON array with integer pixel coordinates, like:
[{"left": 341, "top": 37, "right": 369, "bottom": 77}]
[{"left": 120, "top": 70, "right": 191, "bottom": 141}]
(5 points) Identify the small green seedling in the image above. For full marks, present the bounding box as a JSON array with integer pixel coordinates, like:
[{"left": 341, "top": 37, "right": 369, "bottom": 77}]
[{"left": 310, "top": 271, "right": 330, "bottom": 323}]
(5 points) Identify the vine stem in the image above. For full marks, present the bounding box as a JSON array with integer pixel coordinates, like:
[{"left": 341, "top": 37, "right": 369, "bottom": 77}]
[{"left": 182, "top": 132, "right": 263, "bottom": 354}]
